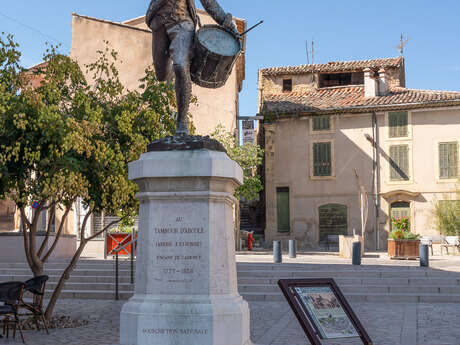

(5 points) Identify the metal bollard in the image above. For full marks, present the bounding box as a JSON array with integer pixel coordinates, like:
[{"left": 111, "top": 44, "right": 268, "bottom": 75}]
[
  {"left": 289, "top": 239, "right": 297, "bottom": 258},
  {"left": 420, "top": 244, "right": 429, "bottom": 267},
  {"left": 273, "top": 241, "right": 282, "bottom": 263},
  {"left": 352, "top": 242, "right": 361, "bottom": 265}
]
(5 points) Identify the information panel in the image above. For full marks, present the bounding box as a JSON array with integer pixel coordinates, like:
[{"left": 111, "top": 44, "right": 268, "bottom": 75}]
[{"left": 278, "top": 278, "right": 373, "bottom": 345}]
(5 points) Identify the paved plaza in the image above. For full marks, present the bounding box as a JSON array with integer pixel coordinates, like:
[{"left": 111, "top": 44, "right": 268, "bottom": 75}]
[
  {"left": 2, "top": 252, "right": 460, "bottom": 344},
  {"left": 0, "top": 298, "right": 459, "bottom": 345}
]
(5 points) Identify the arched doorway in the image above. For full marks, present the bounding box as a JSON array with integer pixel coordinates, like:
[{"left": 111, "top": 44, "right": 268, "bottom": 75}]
[{"left": 319, "top": 204, "right": 348, "bottom": 243}]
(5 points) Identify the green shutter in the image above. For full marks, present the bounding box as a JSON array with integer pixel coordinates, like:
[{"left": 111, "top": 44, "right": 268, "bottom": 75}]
[
  {"left": 390, "top": 145, "right": 409, "bottom": 180},
  {"left": 313, "top": 142, "right": 332, "bottom": 176},
  {"left": 389, "top": 112, "right": 408, "bottom": 138},
  {"left": 440, "top": 142, "right": 459, "bottom": 179},
  {"left": 313, "top": 116, "right": 331, "bottom": 131},
  {"left": 277, "top": 187, "right": 290, "bottom": 232}
]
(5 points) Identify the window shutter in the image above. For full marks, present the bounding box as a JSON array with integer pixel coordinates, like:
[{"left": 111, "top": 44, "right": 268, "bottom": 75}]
[
  {"left": 389, "top": 112, "right": 408, "bottom": 138},
  {"left": 439, "top": 143, "right": 449, "bottom": 178},
  {"left": 313, "top": 142, "right": 332, "bottom": 176},
  {"left": 448, "top": 142, "right": 458, "bottom": 178},
  {"left": 390, "top": 145, "right": 409, "bottom": 180},
  {"left": 439, "top": 142, "right": 458, "bottom": 179},
  {"left": 400, "top": 145, "right": 409, "bottom": 177},
  {"left": 313, "top": 116, "right": 331, "bottom": 131}
]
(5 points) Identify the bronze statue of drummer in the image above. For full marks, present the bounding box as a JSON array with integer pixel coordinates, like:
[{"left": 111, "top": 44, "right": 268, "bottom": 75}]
[{"left": 146, "top": 0, "right": 239, "bottom": 136}]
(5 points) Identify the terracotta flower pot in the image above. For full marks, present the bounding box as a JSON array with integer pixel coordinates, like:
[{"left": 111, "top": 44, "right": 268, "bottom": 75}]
[{"left": 387, "top": 239, "right": 420, "bottom": 260}]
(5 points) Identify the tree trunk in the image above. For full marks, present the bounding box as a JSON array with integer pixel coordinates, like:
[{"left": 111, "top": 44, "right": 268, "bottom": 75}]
[
  {"left": 44, "top": 212, "right": 123, "bottom": 320},
  {"left": 44, "top": 239, "right": 87, "bottom": 320}
]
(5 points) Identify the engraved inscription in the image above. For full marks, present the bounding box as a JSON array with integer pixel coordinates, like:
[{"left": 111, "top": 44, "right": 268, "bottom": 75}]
[
  {"left": 142, "top": 328, "right": 209, "bottom": 335},
  {"left": 152, "top": 217, "right": 207, "bottom": 286}
]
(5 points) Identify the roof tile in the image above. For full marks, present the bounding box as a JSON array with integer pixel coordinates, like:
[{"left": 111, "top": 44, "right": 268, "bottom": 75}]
[
  {"left": 263, "top": 86, "right": 460, "bottom": 114},
  {"left": 260, "top": 57, "right": 404, "bottom": 76}
]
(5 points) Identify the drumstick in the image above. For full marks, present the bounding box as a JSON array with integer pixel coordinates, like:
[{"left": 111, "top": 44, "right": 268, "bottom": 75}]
[{"left": 239, "top": 20, "right": 264, "bottom": 36}]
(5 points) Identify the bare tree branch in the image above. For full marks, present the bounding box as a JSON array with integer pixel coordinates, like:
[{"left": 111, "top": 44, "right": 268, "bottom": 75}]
[{"left": 87, "top": 216, "right": 127, "bottom": 242}]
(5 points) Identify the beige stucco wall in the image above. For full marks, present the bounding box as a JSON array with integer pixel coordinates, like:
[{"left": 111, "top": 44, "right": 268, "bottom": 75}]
[
  {"left": 264, "top": 108, "right": 460, "bottom": 250},
  {"left": 0, "top": 200, "right": 16, "bottom": 231},
  {"left": 70, "top": 13, "right": 239, "bottom": 136}
]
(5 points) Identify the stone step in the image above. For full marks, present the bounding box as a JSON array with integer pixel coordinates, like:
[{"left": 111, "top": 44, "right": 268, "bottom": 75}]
[
  {"left": 8, "top": 274, "right": 460, "bottom": 294},
  {"left": 3, "top": 266, "right": 458, "bottom": 279},
  {"left": 4, "top": 274, "right": 460, "bottom": 286},
  {"left": 238, "top": 277, "right": 414, "bottom": 285},
  {"left": 238, "top": 284, "right": 460, "bottom": 294},
  {"left": 241, "top": 292, "right": 460, "bottom": 303},
  {"left": 44, "top": 289, "right": 460, "bottom": 303},
  {"left": 0, "top": 268, "right": 134, "bottom": 277}
]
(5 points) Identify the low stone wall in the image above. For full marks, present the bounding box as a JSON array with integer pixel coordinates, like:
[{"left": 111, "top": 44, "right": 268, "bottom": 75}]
[{"left": 0, "top": 232, "right": 77, "bottom": 261}]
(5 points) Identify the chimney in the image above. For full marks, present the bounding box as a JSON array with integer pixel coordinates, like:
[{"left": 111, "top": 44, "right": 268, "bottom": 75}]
[
  {"left": 364, "top": 68, "right": 378, "bottom": 98},
  {"left": 378, "top": 68, "right": 389, "bottom": 96}
]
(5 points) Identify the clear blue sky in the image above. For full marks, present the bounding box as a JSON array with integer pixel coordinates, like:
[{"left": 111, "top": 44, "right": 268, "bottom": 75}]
[{"left": 1, "top": 0, "right": 460, "bottom": 118}]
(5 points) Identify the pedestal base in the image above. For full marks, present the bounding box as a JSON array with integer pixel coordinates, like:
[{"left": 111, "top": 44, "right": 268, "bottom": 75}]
[
  {"left": 121, "top": 294, "right": 251, "bottom": 345},
  {"left": 120, "top": 149, "right": 252, "bottom": 345}
]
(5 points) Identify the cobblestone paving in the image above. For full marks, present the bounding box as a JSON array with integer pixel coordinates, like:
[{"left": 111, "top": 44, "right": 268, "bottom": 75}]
[
  {"left": 1, "top": 299, "right": 459, "bottom": 345},
  {"left": 418, "top": 304, "right": 460, "bottom": 345}
]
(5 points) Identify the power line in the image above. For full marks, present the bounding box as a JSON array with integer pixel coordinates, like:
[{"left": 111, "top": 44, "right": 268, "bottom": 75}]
[{"left": 0, "top": 10, "right": 69, "bottom": 49}]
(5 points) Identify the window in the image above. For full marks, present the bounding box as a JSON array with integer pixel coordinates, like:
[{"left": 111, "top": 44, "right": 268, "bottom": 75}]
[
  {"left": 388, "top": 111, "right": 408, "bottom": 138},
  {"left": 276, "top": 187, "right": 290, "bottom": 232},
  {"left": 313, "top": 142, "right": 332, "bottom": 176},
  {"left": 319, "top": 204, "right": 348, "bottom": 242},
  {"left": 319, "top": 72, "right": 364, "bottom": 88},
  {"left": 282, "top": 79, "right": 292, "bottom": 92},
  {"left": 389, "top": 145, "right": 410, "bottom": 181},
  {"left": 439, "top": 142, "right": 458, "bottom": 179},
  {"left": 312, "top": 116, "right": 331, "bottom": 131}
]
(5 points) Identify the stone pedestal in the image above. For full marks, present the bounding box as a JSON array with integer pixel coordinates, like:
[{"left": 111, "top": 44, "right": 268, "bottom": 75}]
[{"left": 120, "top": 149, "right": 252, "bottom": 345}]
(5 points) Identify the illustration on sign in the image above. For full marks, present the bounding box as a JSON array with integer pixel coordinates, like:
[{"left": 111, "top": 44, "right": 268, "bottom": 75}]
[{"left": 294, "top": 286, "right": 359, "bottom": 339}]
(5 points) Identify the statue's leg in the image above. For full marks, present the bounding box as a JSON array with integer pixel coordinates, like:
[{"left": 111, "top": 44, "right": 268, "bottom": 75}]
[
  {"left": 152, "top": 25, "right": 173, "bottom": 82},
  {"left": 167, "top": 21, "right": 195, "bottom": 136}
]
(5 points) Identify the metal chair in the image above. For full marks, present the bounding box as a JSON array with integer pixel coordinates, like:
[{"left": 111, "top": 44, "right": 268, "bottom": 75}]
[
  {"left": 18, "top": 275, "right": 49, "bottom": 334},
  {"left": 0, "top": 281, "right": 25, "bottom": 343},
  {"left": 441, "top": 236, "right": 460, "bottom": 255}
]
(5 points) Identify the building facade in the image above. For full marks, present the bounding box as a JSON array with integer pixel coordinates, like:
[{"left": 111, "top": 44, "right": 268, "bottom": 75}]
[{"left": 259, "top": 57, "right": 460, "bottom": 250}]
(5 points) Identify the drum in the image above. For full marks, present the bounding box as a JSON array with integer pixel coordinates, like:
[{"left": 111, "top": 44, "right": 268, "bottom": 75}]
[{"left": 191, "top": 25, "right": 241, "bottom": 89}]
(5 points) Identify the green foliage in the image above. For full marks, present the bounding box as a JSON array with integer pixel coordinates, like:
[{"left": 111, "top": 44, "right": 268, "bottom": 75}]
[
  {"left": 111, "top": 224, "right": 134, "bottom": 234},
  {"left": 389, "top": 217, "right": 419, "bottom": 240},
  {"left": 432, "top": 199, "right": 460, "bottom": 236},
  {"left": 0, "top": 38, "right": 176, "bottom": 222},
  {"left": 210, "top": 125, "right": 264, "bottom": 201}
]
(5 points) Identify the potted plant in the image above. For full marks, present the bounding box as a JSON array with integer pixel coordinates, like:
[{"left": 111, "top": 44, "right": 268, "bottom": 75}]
[{"left": 387, "top": 217, "right": 420, "bottom": 259}]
